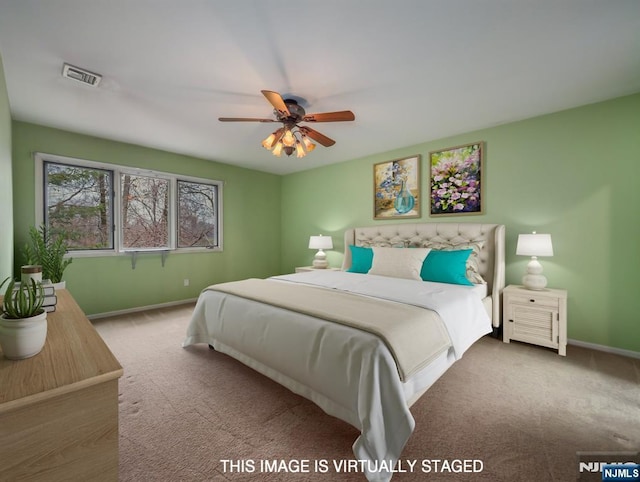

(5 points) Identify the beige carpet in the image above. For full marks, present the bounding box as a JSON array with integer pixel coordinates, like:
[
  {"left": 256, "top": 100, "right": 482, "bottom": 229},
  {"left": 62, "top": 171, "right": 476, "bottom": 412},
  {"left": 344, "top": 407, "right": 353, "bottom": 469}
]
[{"left": 93, "top": 303, "right": 640, "bottom": 482}]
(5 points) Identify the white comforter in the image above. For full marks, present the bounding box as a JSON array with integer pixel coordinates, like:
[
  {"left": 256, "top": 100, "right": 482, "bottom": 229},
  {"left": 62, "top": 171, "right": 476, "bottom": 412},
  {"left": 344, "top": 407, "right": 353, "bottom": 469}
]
[{"left": 183, "top": 271, "right": 491, "bottom": 481}]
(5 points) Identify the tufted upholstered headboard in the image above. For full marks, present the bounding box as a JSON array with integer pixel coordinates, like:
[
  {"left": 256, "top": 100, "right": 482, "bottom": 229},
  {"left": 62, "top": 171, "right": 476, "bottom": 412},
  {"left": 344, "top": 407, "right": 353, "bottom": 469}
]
[{"left": 341, "top": 223, "right": 505, "bottom": 328}]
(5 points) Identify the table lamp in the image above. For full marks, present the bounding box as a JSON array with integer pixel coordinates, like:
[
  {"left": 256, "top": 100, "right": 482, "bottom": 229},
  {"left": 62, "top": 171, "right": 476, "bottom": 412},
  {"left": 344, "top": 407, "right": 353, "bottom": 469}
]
[
  {"left": 308, "top": 235, "right": 333, "bottom": 269},
  {"left": 516, "top": 232, "right": 553, "bottom": 290}
]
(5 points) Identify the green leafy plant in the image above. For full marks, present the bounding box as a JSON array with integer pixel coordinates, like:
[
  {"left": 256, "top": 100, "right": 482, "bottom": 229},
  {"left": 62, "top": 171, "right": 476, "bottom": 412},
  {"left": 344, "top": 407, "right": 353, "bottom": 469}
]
[
  {"left": 23, "top": 225, "right": 73, "bottom": 283},
  {"left": 0, "top": 277, "right": 45, "bottom": 319}
]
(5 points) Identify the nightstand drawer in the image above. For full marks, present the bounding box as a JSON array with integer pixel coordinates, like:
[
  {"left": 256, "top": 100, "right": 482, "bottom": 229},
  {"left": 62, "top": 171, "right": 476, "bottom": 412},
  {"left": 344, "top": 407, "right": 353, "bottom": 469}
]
[{"left": 506, "top": 294, "right": 559, "bottom": 309}]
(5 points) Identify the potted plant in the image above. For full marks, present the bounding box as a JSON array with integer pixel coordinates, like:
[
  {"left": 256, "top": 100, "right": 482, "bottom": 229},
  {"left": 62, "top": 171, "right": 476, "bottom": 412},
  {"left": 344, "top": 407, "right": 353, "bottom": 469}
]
[
  {"left": 0, "top": 277, "right": 47, "bottom": 360},
  {"left": 23, "top": 225, "right": 73, "bottom": 289}
]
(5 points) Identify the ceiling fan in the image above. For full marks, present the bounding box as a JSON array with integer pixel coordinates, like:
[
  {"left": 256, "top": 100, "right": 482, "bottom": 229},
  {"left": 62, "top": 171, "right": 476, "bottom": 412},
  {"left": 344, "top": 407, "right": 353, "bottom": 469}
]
[{"left": 219, "top": 90, "right": 355, "bottom": 158}]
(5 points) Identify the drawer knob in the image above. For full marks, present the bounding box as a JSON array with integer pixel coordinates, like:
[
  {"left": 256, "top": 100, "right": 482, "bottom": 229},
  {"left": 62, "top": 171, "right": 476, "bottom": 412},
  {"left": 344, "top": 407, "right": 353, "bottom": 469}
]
[{"left": 529, "top": 299, "right": 535, "bottom": 302}]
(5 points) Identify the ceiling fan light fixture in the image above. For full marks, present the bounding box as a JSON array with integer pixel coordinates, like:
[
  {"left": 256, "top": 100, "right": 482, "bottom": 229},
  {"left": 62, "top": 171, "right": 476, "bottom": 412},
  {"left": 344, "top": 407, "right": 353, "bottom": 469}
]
[
  {"left": 283, "top": 145, "right": 295, "bottom": 156},
  {"left": 282, "top": 129, "right": 295, "bottom": 147},
  {"left": 272, "top": 141, "right": 284, "bottom": 157},
  {"left": 302, "top": 135, "right": 316, "bottom": 152},
  {"left": 295, "top": 141, "right": 306, "bottom": 158},
  {"left": 262, "top": 133, "right": 277, "bottom": 149},
  {"left": 262, "top": 128, "right": 284, "bottom": 149}
]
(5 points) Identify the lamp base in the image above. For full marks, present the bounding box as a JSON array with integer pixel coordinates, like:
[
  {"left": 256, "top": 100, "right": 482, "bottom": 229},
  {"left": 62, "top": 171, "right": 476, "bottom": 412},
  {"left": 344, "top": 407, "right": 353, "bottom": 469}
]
[
  {"left": 522, "top": 256, "right": 548, "bottom": 290},
  {"left": 312, "top": 249, "right": 328, "bottom": 269},
  {"left": 522, "top": 274, "right": 548, "bottom": 290}
]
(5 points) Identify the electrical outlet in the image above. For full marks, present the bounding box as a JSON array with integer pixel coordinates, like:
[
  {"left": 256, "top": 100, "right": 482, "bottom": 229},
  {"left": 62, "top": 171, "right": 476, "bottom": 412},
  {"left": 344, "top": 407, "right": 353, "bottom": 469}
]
[{"left": 183, "top": 279, "right": 190, "bottom": 287}]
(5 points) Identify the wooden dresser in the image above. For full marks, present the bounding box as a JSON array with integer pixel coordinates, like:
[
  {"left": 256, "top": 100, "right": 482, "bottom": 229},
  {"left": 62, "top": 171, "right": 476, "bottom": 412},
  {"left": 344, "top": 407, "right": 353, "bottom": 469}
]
[{"left": 0, "top": 289, "right": 123, "bottom": 481}]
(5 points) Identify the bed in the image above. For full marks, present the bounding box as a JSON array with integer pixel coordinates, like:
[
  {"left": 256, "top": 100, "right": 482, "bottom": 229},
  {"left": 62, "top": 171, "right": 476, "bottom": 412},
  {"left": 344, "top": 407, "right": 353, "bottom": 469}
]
[{"left": 183, "top": 222, "right": 505, "bottom": 482}]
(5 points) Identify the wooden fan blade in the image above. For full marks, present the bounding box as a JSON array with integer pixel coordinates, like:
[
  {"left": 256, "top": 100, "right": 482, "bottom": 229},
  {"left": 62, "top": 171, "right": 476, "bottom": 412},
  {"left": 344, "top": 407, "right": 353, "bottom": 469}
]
[
  {"left": 261, "top": 90, "right": 290, "bottom": 117},
  {"left": 218, "top": 117, "right": 277, "bottom": 122},
  {"left": 302, "top": 110, "right": 355, "bottom": 123},
  {"left": 299, "top": 126, "right": 335, "bottom": 147}
]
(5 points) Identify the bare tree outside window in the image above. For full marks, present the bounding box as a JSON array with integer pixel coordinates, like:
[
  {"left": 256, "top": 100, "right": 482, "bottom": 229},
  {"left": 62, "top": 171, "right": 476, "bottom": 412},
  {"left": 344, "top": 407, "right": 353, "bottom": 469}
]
[
  {"left": 178, "top": 180, "right": 218, "bottom": 248},
  {"left": 44, "top": 162, "right": 113, "bottom": 250},
  {"left": 121, "top": 174, "right": 169, "bottom": 249}
]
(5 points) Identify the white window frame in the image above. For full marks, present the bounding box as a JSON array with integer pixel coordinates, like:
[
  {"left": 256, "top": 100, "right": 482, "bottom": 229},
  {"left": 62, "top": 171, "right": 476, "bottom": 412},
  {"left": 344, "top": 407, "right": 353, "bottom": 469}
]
[{"left": 34, "top": 152, "right": 223, "bottom": 257}]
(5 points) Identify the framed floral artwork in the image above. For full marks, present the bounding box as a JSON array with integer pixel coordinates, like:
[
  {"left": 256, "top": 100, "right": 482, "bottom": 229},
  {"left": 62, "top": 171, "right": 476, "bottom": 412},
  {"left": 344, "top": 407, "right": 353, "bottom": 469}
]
[
  {"left": 429, "top": 142, "right": 484, "bottom": 216},
  {"left": 373, "top": 155, "right": 420, "bottom": 219}
]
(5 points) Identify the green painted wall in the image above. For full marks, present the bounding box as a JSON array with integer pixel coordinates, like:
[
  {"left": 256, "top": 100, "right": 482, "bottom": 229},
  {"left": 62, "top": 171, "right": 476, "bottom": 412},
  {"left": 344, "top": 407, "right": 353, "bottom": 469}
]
[
  {"left": 281, "top": 93, "right": 640, "bottom": 353},
  {"left": 0, "top": 54, "right": 13, "bottom": 281},
  {"left": 12, "top": 122, "right": 282, "bottom": 315},
  {"left": 8, "top": 92, "right": 639, "bottom": 353}
]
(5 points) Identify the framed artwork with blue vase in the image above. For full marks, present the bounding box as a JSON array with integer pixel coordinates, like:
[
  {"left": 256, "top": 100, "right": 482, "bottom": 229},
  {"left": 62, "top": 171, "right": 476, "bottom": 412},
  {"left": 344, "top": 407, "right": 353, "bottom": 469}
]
[{"left": 373, "top": 155, "right": 420, "bottom": 220}]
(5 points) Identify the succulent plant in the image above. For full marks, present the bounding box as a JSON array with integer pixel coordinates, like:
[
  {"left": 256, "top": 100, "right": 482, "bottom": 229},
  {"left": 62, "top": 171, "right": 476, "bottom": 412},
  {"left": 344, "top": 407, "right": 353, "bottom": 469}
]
[{"left": 1, "top": 277, "right": 45, "bottom": 319}]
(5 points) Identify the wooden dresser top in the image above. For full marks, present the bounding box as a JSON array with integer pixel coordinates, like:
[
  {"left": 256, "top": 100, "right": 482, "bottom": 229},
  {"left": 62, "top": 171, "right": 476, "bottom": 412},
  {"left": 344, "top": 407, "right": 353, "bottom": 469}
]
[{"left": 0, "top": 289, "right": 123, "bottom": 413}]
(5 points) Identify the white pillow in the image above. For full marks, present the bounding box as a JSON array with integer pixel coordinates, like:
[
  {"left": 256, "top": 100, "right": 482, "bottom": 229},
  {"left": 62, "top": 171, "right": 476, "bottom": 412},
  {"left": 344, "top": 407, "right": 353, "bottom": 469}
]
[{"left": 368, "top": 247, "right": 431, "bottom": 280}]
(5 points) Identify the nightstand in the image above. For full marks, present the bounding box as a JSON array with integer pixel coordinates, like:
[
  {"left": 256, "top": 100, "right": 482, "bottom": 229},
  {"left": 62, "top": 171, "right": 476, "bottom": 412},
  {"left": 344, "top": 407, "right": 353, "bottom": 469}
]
[
  {"left": 295, "top": 266, "right": 342, "bottom": 273},
  {"left": 502, "top": 284, "right": 568, "bottom": 356}
]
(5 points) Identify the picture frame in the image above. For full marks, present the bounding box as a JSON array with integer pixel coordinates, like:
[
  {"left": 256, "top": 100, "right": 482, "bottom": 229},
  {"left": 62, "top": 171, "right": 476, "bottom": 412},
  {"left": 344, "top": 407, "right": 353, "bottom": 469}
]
[
  {"left": 429, "top": 142, "right": 484, "bottom": 216},
  {"left": 373, "top": 155, "right": 420, "bottom": 220}
]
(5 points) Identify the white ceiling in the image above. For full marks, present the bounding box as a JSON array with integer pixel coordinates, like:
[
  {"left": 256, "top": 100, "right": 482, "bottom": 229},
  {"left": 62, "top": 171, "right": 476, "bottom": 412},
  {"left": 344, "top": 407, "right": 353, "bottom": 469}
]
[{"left": 0, "top": 1, "right": 638, "bottom": 175}]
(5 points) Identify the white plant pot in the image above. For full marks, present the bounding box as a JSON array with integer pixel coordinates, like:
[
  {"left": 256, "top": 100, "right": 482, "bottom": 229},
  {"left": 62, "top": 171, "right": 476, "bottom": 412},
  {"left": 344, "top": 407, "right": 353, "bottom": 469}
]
[
  {"left": 0, "top": 311, "right": 48, "bottom": 360},
  {"left": 43, "top": 280, "right": 66, "bottom": 291},
  {"left": 21, "top": 265, "right": 43, "bottom": 284},
  {"left": 51, "top": 280, "right": 66, "bottom": 291}
]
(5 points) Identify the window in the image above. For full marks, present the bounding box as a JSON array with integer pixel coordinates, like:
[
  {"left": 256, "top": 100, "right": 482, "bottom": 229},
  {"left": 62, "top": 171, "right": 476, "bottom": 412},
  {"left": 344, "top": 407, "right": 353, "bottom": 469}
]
[
  {"left": 44, "top": 161, "right": 114, "bottom": 250},
  {"left": 121, "top": 173, "right": 170, "bottom": 249},
  {"left": 177, "top": 180, "right": 218, "bottom": 248},
  {"left": 36, "top": 153, "right": 222, "bottom": 255}
]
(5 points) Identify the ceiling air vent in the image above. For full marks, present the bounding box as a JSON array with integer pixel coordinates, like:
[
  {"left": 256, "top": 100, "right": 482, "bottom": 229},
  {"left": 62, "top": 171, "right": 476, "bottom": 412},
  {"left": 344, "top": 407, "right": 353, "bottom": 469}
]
[{"left": 62, "top": 63, "right": 102, "bottom": 87}]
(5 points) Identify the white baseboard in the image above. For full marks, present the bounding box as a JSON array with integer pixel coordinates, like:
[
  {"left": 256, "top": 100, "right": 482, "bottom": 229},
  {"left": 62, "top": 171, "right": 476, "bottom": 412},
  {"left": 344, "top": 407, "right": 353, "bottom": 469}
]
[
  {"left": 569, "top": 338, "right": 640, "bottom": 360},
  {"left": 87, "top": 298, "right": 198, "bottom": 320}
]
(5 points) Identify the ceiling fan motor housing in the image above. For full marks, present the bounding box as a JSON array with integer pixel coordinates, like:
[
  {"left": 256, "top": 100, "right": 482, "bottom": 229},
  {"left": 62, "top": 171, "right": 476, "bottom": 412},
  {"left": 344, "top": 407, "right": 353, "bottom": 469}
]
[{"left": 277, "top": 99, "right": 306, "bottom": 122}]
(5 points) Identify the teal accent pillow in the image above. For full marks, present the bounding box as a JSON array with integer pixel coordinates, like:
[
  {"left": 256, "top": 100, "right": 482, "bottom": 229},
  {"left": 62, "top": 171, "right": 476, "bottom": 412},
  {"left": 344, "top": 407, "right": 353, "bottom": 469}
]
[
  {"left": 347, "top": 245, "right": 373, "bottom": 273},
  {"left": 420, "top": 249, "right": 474, "bottom": 286}
]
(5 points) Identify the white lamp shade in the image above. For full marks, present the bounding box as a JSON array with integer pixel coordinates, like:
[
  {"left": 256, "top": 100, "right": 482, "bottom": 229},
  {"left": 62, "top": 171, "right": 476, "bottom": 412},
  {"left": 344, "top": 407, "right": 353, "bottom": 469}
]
[
  {"left": 516, "top": 233, "right": 553, "bottom": 257},
  {"left": 308, "top": 235, "right": 333, "bottom": 250}
]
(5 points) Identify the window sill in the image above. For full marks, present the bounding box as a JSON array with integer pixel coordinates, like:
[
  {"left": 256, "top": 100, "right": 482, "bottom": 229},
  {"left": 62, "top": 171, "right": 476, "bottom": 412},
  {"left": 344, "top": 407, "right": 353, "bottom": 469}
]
[{"left": 67, "top": 246, "right": 222, "bottom": 260}]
